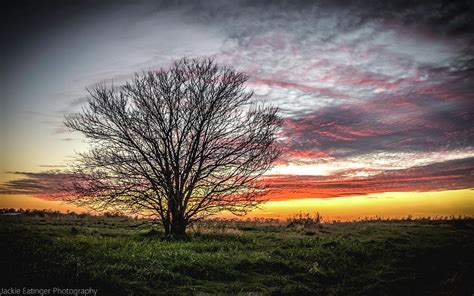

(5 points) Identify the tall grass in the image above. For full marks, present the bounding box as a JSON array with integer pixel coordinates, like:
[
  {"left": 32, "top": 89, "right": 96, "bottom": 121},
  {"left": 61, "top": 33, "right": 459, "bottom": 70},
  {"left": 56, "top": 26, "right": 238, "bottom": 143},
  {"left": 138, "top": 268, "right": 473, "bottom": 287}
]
[{"left": 1, "top": 208, "right": 473, "bottom": 295}]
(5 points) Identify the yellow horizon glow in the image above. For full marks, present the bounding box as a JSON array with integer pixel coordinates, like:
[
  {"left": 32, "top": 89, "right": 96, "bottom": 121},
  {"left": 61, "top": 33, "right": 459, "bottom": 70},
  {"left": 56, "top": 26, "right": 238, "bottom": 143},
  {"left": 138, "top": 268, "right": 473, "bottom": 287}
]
[
  {"left": 1, "top": 189, "right": 472, "bottom": 220},
  {"left": 235, "top": 189, "right": 474, "bottom": 221}
]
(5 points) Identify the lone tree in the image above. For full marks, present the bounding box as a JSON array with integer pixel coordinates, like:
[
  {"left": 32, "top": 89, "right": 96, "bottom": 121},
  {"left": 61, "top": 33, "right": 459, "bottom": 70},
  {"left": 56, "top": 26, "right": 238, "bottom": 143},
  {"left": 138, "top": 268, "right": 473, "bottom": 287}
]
[{"left": 64, "top": 58, "right": 281, "bottom": 237}]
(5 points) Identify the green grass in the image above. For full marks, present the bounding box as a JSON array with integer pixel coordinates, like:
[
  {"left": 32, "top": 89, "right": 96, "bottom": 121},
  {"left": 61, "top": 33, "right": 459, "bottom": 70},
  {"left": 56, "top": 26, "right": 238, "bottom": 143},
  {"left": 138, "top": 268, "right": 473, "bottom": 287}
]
[{"left": 1, "top": 212, "right": 473, "bottom": 295}]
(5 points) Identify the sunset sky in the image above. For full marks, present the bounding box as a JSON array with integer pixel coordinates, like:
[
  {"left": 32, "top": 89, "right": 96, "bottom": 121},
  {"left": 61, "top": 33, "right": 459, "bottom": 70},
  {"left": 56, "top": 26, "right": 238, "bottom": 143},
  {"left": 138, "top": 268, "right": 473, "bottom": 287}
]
[{"left": 1, "top": 0, "right": 473, "bottom": 220}]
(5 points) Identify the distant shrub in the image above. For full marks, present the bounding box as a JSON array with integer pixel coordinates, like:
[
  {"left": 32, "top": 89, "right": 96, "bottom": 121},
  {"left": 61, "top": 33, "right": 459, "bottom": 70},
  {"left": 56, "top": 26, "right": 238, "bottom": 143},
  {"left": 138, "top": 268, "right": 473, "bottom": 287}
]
[
  {"left": 451, "top": 217, "right": 473, "bottom": 229},
  {"left": 102, "top": 211, "right": 126, "bottom": 218},
  {"left": 286, "top": 212, "right": 323, "bottom": 229}
]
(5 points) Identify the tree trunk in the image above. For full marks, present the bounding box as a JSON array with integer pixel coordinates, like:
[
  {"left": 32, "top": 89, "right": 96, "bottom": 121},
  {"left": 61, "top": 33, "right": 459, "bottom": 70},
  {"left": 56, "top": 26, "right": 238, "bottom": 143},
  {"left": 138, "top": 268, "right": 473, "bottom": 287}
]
[
  {"left": 170, "top": 221, "right": 186, "bottom": 237},
  {"left": 163, "top": 223, "right": 171, "bottom": 236},
  {"left": 168, "top": 212, "right": 187, "bottom": 239}
]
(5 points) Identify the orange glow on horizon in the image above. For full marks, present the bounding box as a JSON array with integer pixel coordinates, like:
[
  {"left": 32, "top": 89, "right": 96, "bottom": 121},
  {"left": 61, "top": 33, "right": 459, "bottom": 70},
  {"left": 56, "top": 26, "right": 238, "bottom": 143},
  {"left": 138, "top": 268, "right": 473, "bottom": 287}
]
[
  {"left": 1, "top": 189, "right": 472, "bottom": 221},
  {"left": 0, "top": 194, "right": 86, "bottom": 213}
]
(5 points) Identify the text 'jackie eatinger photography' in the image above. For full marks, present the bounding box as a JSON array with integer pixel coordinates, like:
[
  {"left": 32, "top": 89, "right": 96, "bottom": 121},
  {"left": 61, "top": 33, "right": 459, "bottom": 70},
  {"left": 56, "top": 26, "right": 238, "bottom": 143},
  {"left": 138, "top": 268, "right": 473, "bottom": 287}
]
[{"left": 0, "top": 287, "right": 98, "bottom": 296}]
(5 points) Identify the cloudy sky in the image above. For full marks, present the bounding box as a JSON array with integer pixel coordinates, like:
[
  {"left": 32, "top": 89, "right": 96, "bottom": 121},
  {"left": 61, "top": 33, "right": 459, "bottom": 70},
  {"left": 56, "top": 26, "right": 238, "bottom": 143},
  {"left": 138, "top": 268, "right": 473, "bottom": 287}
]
[{"left": 1, "top": 0, "right": 473, "bottom": 218}]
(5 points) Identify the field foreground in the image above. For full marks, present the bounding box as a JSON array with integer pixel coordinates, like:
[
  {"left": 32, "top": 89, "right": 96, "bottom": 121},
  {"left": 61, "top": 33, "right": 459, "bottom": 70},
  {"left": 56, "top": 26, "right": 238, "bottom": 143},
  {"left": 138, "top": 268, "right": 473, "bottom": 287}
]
[{"left": 1, "top": 211, "right": 473, "bottom": 295}]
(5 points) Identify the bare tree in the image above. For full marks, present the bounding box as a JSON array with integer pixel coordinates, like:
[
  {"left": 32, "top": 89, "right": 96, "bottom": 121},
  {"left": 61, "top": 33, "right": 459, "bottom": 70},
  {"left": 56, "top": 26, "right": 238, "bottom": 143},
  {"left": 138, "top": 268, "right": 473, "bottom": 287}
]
[{"left": 64, "top": 58, "right": 281, "bottom": 237}]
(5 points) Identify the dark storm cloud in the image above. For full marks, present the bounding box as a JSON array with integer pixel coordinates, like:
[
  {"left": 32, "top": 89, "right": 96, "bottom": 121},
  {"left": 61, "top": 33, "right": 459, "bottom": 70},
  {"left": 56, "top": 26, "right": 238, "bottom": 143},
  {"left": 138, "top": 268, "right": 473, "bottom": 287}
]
[
  {"left": 0, "top": 171, "right": 70, "bottom": 197},
  {"left": 5, "top": 0, "right": 472, "bottom": 116},
  {"left": 280, "top": 83, "right": 473, "bottom": 158}
]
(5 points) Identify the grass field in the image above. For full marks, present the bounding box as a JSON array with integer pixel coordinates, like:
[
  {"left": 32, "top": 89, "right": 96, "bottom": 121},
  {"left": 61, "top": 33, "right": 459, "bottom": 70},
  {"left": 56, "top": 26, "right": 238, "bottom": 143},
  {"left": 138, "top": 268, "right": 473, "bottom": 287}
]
[{"left": 1, "top": 210, "right": 473, "bottom": 295}]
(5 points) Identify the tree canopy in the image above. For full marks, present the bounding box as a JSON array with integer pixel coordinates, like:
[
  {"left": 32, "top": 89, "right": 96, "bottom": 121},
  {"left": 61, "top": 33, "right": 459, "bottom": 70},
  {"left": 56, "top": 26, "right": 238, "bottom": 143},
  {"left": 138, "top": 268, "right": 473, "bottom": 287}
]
[{"left": 64, "top": 58, "right": 281, "bottom": 236}]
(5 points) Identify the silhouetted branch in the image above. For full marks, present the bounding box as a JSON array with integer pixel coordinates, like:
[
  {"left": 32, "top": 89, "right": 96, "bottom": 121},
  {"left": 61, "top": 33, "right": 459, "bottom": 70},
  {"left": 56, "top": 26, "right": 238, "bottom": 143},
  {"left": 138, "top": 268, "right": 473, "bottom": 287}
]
[{"left": 64, "top": 57, "right": 281, "bottom": 236}]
